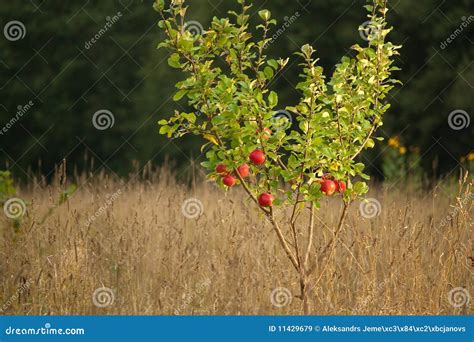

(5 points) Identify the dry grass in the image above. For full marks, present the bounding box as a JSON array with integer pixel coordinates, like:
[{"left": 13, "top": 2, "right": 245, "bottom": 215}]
[{"left": 0, "top": 167, "right": 472, "bottom": 315}]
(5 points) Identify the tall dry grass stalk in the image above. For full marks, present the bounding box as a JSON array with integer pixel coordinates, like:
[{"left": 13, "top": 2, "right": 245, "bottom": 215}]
[{"left": 0, "top": 166, "right": 472, "bottom": 315}]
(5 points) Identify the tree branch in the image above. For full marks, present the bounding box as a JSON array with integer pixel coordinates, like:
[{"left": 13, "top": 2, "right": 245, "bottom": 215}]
[{"left": 304, "top": 202, "right": 315, "bottom": 268}]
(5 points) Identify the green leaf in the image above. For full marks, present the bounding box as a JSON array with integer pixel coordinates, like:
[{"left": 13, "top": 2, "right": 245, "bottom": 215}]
[
  {"left": 264, "top": 66, "right": 274, "bottom": 79},
  {"left": 153, "top": 0, "right": 165, "bottom": 12},
  {"left": 366, "top": 138, "right": 375, "bottom": 148},
  {"left": 167, "top": 53, "right": 181, "bottom": 69},
  {"left": 364, "top": 5, "right": 373, "bottom": 12},
  {"left": 258, "top": 10, "right": 271, "bottom": 21},
  {"left": 59, "top": 184, "right": 77, "bottom": 205},
  {"left": 273, "top": 198, "right": 283, "bottom": 206},
  {"left": 173, "top": 90, "right": 187, "bottom": 101},
  {"left": 353, "top": 181, "right": 368, "bottom": 195},
  {"left": 159, "top": 125, "right": 170, "bottom": 135},
  {"left": 301, "top": 44, "right": 314, "bottom": 58},
  {"left": 268, "top": 91, "right": 278, "bottom": 108},
  {"left": 267, "top": 59, "right": 279, "bottom": 69},
  {"left": 182, "top": 112, "right": 197, "bottom": 123}
]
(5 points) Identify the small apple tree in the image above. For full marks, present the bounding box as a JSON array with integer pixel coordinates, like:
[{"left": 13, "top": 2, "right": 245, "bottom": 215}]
[{"left": 155, "top": 0, "right": 400, "bottom": 313}]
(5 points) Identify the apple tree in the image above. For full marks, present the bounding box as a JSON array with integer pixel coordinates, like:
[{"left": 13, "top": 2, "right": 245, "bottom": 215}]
[{"left": 155, "top": 0, "right": 400, "bottom": 313}]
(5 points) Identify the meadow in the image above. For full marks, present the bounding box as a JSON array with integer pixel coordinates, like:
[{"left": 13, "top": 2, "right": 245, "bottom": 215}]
[{"left": 0, "top": 166, "right": 472, "bottom": 315}]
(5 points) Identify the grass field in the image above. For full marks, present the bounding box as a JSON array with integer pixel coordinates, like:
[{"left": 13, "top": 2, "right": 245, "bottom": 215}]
[{"left": 0, "top": 167, "right": 472, "bottom": 315}]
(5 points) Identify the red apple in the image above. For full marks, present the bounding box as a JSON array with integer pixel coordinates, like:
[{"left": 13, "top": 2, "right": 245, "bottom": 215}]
[
  {"left": 257, "top": 127, "right": 272, "bottom": 140},
  {"left": 237, "top": 164, "right": 250, "bottom": 178},
  {"left": 249, "top": 149, "right": 266, "bottom": 165},
  {"left": 320, "top": 180, "right": 336, "bottom": 196},
  {"left": 215, "top": 163, "right": 227, "bottom": 174},
  {"left": 335, "top": 180, "right": 347, "bottom": 193},
  {"left": 258, "top": 193, "right": 274, "bottom": 207},
  {"left": 222, "top": 174, "right": 236, "bottom": 187}
]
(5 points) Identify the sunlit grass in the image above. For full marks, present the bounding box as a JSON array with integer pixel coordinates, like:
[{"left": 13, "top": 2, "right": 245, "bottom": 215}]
[{"left": 0, "top": 167, "right": 472, "bottom": 315}]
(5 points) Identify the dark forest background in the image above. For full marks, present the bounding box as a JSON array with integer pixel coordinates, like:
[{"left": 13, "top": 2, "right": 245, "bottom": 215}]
[{"left": 0, "top": 0, "right": 472, "bottom": 181}]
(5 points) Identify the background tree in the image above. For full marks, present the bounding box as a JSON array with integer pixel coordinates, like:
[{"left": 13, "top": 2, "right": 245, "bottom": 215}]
[{"left": 0, "top": 0, "right": 472, "bottom": 180}]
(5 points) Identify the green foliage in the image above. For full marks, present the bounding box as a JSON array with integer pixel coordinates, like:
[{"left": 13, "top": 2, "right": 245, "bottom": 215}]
[
  {"left": 59, "top": 184, "right": 78, "bottom": 205},
  {"left": 382, "top": 137, "right": 424, "bottom": 187},
  {"left": 461, "top": 153, "right": 474, "bottom": 175},
  {"left": 156, "top": 0, "right": 400, "bottom": 207},
  {"left": 0, "top": 170, "right": 21, "bottom": 232},
  {"left": 0, "top": 1, "right": 164, "bottom": 176},
  {"left": 1, "top": 0, "right": 470, "bottom": 178},
  {"left": 0, "top": 171, "right": 17, "bottom": 203}
]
